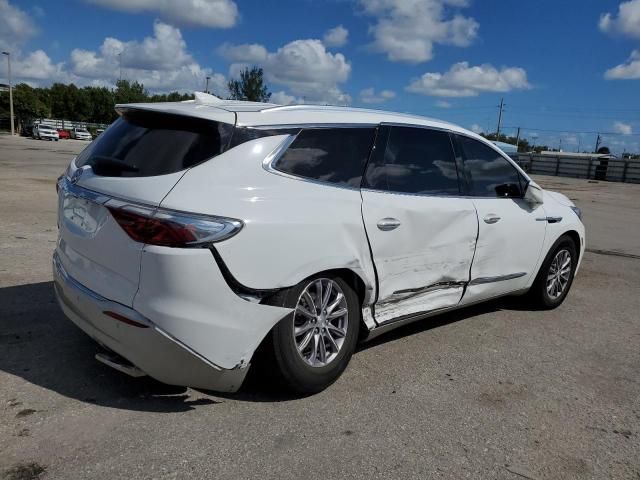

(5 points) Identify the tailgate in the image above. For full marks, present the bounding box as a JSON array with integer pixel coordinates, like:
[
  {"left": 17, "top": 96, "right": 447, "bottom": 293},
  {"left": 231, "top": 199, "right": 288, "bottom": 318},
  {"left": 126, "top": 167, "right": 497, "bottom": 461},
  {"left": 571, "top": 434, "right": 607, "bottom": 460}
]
[{"left": 55, "top": 106, "right": 235, "bottom": 306}]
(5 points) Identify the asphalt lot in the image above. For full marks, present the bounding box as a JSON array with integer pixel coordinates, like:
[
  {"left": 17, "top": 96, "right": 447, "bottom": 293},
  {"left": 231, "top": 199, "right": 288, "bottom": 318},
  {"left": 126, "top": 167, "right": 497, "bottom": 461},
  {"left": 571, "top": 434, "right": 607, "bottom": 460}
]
[{"left": 1, "top": 133, "right": 639, "bottom": 479}]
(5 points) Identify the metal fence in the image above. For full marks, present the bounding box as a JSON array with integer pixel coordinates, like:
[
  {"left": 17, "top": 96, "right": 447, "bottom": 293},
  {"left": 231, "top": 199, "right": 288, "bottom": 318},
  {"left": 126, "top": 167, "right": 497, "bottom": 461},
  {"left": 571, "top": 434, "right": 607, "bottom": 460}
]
[
  {"left": 33, "top": 118, "right": 109, "bottom": 130},
  {"left": 513, "top": 154, "right": 640, "bottom": 184}
]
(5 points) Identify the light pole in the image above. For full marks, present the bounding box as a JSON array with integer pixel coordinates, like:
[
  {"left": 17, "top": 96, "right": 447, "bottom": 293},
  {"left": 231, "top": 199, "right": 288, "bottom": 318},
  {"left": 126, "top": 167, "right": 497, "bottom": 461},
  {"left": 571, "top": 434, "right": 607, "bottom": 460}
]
[
  {"left": 2, "top": 51, "right": 14, "bottom": 136},
  {"left": 205, "top": 76, "right": 211, "bottom": 94}
]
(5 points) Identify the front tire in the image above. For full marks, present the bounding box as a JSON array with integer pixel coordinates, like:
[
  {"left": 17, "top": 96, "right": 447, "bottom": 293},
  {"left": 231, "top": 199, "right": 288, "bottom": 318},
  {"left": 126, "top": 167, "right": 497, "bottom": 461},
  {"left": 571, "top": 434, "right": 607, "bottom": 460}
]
[
  {"left": 268, "top": 275, "right": 360, "bottom": 394},
  {"left": 528, "top": 234, "right": 578, "bottom": 309}
]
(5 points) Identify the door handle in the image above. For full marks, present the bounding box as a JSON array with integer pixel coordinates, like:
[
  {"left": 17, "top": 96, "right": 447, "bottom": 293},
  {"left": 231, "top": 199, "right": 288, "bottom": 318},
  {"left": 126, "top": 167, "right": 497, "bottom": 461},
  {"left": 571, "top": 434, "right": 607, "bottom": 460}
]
[
  {"left": 483, "top": 214, "right": 501, "bottom": 224},
  {"left": 377, "top": 218, "right": 401, "bottom": 231}
]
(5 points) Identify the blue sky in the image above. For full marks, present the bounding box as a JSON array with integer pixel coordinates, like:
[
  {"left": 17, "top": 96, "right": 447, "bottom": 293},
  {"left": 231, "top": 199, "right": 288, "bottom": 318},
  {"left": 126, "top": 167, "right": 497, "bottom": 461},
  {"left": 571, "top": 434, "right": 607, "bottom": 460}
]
[{"left": 1, "top": 0, "right": 639, "bottom": 153}]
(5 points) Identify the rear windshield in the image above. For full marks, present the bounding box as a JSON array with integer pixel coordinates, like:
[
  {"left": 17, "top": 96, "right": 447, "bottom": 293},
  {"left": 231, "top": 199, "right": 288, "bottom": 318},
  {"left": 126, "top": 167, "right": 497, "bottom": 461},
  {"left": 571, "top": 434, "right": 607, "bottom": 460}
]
[{"left": 75, "top": 110, "right": 233, "bottom": 177}]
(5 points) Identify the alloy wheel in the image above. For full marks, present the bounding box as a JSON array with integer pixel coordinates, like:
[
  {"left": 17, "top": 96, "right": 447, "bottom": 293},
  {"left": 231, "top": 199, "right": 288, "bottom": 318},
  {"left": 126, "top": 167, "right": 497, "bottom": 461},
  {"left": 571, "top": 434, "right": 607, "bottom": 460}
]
[
  {"left": 546, "top": 249, "right": 572, "bottom": 299},
  {"left": 292, "top": 278, "right": 349, "bottom": 367}
]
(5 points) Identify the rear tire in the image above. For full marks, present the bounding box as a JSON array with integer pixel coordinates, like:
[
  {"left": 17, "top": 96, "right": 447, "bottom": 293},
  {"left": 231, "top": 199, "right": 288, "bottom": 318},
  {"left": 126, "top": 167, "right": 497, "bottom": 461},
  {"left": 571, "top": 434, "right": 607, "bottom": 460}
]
[
  {"left": 267, "top": 274, "right": 360, "bottom": 394},
  {"left": 527, "top": 234, "right": 578, "bottom": 309}
]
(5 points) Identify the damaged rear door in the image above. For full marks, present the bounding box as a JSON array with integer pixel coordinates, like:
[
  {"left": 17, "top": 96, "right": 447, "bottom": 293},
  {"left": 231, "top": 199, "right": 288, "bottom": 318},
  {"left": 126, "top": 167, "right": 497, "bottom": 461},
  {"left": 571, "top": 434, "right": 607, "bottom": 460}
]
[{"left": 361, "top": 125, "right": 478, "bottom": 325}]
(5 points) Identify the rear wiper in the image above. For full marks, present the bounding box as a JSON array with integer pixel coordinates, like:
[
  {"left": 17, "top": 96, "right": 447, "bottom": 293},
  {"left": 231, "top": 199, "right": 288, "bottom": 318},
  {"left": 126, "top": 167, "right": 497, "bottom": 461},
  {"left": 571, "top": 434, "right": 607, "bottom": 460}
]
[{"left": 88, "top": 156, "right": 139, "bottom": 174}]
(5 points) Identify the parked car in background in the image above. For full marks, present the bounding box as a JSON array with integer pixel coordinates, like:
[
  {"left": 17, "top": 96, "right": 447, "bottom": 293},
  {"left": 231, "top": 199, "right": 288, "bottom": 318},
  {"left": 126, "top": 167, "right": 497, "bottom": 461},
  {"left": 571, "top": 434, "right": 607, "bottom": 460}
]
[
  {"left": 33, "top": 124, "right": 59, "bottom": 141},
  {"left": 57, "top": 129, "right": 70, "bottom": 139},
  {"left": 54, "top": 95, "right": 585, "bottom": 394},
  {"left": 70, "top": 127, "right": 92, "bottom": 140},
  {"left": 21, "top": 125, "right": 34, "bottom": 137},
  {"left": 94, "top": 128, "right": 105, "bottom": 138}
]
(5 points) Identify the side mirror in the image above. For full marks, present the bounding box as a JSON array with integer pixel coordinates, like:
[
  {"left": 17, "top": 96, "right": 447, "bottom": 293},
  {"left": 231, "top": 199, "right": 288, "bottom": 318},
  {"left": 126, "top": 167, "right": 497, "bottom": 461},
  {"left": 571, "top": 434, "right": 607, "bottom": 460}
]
[{"left": 524, "top": 181, "right": 544, "bottom": 205}]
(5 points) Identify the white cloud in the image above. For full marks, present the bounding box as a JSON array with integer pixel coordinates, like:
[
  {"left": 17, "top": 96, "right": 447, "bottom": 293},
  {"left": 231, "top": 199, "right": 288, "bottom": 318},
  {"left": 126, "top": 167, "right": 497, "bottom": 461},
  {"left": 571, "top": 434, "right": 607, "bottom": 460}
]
[
  {"left": 271, "top": 91, "right": 299, "bottom": 105},
  {"left": 359, "top": 0, "right": 479, "bottom": 63},
  {"left": 72, "top": 21, "right": 192, "bottom": 75},
  {"left": 86, "top": 0, "right": 238, "bottom": 28},
  {"left": 359, "top": 87, "right": 396, "bottom": 103},
  {"left": 0, "top": 0, "right": 37, "bottom": 52},
  {"left": 435, "top": 100, "right": 451, "bottom": 108},
  {"left": 613, "top": 121, "right": 633, "bottom": 135},
  {"left": 68, "top": 21, "right": 227, "bottom": 94},
  {"left": 323, "top": 25, "right": 349, "bottom": 47},
  {"left": 599, "top": 0, "right": 640, "bottom": 38},
  {"left": 605, "top": 49, "right": 640, "bottom": 79},
  {"left": 470, "top": 123, "right": 483, "bottom": 134},
  {"left": 406, "top": 62, "right": 531, "bottom": 97},
  {"left": 11, "top": 50, "right": 69, "bottom": 81},
  {"left": 226, "top": 39, "right": 352, "bottom": 104},
  {"left": 218, "top": 43, "right": 268, "bottom": 62}
]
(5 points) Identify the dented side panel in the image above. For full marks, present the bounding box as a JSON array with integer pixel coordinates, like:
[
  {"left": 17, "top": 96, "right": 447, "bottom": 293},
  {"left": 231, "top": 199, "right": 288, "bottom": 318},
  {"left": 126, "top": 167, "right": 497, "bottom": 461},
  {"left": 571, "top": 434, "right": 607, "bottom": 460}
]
[
  {"left": 361, "top": 190, "right": 478, "bottom": 321},
  {"left": 461, "top": 197, "right": 547, "bottom": 305},
  {"left": 158, "top": 135, "right": 378, "bottom": 301}
]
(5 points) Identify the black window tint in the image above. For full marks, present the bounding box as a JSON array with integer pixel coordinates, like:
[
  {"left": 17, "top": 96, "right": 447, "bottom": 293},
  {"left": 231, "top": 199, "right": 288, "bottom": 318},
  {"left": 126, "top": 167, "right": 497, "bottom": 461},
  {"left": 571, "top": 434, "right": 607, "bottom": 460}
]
[
  {"left": 273, "top": 128, "right": 376, "bottom": 187},
  {"left": 456, "top": 135, "right": 523, "bottom": 198},
  {"left": 228, "top": 127, "right": 300, "bottom": 149},
  {"left": 75, "top": 110, "right": 233, "bottom": 177},
  {"left": 364, "top": 126, "right": 459, "bottom": 195}
]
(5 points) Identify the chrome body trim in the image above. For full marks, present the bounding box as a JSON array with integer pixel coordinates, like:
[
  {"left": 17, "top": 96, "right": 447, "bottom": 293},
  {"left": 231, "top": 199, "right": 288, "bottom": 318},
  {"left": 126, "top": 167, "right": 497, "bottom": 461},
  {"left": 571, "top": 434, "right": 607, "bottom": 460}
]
[
  {"left": 58, "top": 175, "right": 112, "bottom": 205},
  {"left": 469, "top": 272, "right": 527, "bottom": 285},
  {"left": 536, "top": 216, "right": 563, "bottom": 223}
]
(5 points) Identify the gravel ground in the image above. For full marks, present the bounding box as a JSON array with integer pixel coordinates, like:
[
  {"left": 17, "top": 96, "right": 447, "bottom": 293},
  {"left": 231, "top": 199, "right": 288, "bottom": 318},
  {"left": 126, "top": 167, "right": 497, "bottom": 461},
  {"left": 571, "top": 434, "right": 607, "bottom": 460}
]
[{"left": 1, "top": 134, "right": 639, "bottom": 480}]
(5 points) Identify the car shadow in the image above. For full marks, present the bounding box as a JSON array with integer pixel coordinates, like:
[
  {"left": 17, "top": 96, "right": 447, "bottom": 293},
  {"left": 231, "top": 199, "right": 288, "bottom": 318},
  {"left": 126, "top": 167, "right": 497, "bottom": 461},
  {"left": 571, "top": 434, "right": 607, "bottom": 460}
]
[
  {"left": 1, "top": 281, "right": 532, "bottom": 407},
  {"left": 0, "top": 281, "right": 219, "bottom": 412}
]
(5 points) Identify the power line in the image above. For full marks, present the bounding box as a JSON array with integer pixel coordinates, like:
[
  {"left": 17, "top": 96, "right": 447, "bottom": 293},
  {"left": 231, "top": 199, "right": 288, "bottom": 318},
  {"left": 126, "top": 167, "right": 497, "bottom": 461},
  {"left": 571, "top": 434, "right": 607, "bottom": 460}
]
[{"left": 502, "top": 125, "right": 640, "bottom": 136}]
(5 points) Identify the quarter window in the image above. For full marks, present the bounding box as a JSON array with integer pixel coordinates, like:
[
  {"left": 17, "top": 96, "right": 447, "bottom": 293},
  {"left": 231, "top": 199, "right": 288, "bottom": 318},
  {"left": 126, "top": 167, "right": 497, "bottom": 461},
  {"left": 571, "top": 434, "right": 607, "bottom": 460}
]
[
  {"left": 363, "top": 126, "right": 460, "bottom": 195},
  {"left": 273, "top": 128, "right": 376, "bottom": 188},
  {"left": 455, "top": 135, "right": 524, "bottom": 198}
]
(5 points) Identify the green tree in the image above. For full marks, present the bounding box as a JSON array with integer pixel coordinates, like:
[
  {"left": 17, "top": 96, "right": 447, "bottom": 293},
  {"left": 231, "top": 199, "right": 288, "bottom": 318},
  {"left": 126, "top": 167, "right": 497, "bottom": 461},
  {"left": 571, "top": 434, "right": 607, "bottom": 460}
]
[
  {"left": 2, "top": 84, "right": 49, "bottom": 126},
  {"left": 227, "top": 67, "right": 271, "bottom": 102},
  {"left": 114, "top": 79, "right": 147, "bottom": 104}
]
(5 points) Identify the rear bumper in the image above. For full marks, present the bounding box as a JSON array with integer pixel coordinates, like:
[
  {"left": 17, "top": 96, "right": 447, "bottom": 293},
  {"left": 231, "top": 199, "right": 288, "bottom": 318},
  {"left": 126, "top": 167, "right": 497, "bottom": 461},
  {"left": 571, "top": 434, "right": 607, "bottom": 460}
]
[{"left": 53, "top": 252, "right": 249, "bottom": 392}]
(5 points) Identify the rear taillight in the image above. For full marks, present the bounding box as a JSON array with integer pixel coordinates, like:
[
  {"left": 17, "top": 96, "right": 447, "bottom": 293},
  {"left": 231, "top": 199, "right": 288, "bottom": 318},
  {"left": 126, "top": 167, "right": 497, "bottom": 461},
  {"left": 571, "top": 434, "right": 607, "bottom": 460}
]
[{"left": 106, "top": 203, "right": 242, "bottom": 248}]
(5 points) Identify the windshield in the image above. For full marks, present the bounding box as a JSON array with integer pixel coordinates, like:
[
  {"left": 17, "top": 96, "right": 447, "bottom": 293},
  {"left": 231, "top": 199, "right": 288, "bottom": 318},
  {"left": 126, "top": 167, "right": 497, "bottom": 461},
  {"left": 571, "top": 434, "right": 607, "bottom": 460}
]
[{"left": 74, "top": 110, "right": 233, "bottom": 177}]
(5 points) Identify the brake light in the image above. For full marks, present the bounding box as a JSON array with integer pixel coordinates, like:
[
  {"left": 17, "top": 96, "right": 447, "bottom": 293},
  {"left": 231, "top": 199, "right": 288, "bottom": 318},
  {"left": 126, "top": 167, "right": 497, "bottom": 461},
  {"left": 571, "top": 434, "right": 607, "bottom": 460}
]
[{"left": 106, "top": 204, "right": 243, "bottom": 248}]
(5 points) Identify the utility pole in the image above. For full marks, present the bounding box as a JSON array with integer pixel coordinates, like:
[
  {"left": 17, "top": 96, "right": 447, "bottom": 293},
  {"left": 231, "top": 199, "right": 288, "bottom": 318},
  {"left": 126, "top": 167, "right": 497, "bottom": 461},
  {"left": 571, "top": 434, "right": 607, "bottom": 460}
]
[
  {"left": 2, "top": 51, "right": 14, "bottom": 136},
  {"left": 594, "top": 133, "right": 601, "bottom": 153},
  {"left": 515, "top": 127, "right": 521, "bottom": 152},
  {"left": 495, "top": 97, "right": 505, "bottom": 140},
  {"left": 118, "top": 53, "right": 122, "bottom": 81},
  {"left": 205, "top": 76, "right": 211, "bottom": 94}
]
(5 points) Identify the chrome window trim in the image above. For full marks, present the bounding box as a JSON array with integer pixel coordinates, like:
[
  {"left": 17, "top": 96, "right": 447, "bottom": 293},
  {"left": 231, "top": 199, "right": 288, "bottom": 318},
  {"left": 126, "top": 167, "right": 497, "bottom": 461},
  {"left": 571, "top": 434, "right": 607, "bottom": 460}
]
[
  {"left": 379, "top": 121, "right": 451, "bottom": 133},
  {"left": 361, "top": 188, "right": 529, "bottom": 201},
  {"left": 249, "top": 123, "right": 378, "bottom": 130}
]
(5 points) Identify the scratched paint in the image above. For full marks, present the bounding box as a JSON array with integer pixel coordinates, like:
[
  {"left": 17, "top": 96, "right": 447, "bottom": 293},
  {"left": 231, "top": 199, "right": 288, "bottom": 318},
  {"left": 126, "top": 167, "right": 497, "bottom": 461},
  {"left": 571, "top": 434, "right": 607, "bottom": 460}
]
[{"left": 361, "top": 190, "right": 479, "bottom": 321}]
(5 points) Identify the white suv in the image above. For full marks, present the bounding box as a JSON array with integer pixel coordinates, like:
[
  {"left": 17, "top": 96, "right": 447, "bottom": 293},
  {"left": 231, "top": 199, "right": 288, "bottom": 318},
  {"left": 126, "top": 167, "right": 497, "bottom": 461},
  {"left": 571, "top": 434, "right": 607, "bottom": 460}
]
[
  {"left": 53, "top": 95, "right": 585, "bottom": 393},
  {"left": 70, "top": 127, "right": 92, "bottom": 140},
  {"left": 33, "top": 124, "right": 59, "bottom": 141}
]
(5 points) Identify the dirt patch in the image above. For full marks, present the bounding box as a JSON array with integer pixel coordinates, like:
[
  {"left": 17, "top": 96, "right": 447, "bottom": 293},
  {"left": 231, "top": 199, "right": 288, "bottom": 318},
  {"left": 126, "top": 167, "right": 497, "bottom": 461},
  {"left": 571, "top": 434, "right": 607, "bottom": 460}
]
[{"left": 2, "top": 462, "right": 46, "bottom": 480}]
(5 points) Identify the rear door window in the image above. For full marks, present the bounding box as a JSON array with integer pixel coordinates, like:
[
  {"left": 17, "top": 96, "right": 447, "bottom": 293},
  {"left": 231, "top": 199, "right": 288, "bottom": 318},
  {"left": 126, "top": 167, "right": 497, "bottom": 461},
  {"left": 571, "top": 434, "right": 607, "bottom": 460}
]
[
  {"left": 75, "top": 110, "right": 233, "bottom": 177},
  {"left": 363, "top": 126, "right": 460, "bottom": 195},
  {"left": 273, "top": 128, "right": 376, "bottom": 188}
]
